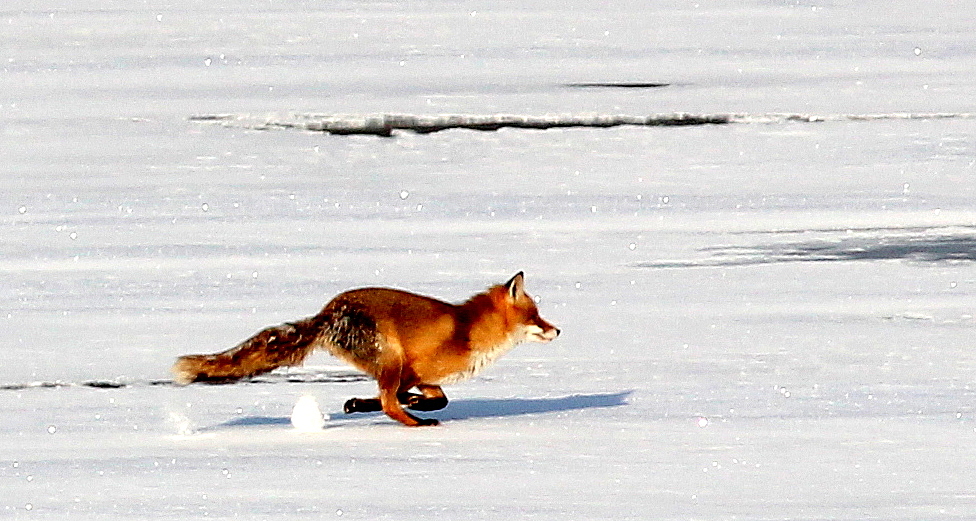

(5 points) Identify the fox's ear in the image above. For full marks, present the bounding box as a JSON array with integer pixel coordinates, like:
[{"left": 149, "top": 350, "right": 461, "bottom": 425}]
[{"left": 505, "top": 272, "right": 525, "bottom": 299}]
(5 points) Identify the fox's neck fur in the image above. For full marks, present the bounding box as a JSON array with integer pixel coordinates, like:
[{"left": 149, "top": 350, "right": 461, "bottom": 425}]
[
  {"left": 459, "top": 287, "right": 519, "bottom": 348},
  {"left": 431, "top": 287, "right": 520, "bottom": 385}
]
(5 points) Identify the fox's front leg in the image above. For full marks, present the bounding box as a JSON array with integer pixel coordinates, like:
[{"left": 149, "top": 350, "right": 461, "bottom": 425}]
[
  {"left": 374, "top": 355, "right": 438, "bottom": 427},
  {"left": 378, "top": 381, "right": 438, "bottom": 427},
  {"left": 402, "top": 384, "right": 448, "bottom": 411}
]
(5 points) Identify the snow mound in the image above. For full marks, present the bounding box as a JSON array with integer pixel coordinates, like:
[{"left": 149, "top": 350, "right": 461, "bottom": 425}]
[{"left": 290, "top": 395, "right": 327, "bottom": 432}]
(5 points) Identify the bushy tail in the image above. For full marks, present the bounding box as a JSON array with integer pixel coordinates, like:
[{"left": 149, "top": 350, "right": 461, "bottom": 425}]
[{"left": 172, "top": 315, "right": 325, "bottom": 385}]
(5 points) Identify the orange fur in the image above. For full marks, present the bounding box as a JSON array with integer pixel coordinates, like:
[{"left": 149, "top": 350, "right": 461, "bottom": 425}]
[{"left": 172, "top": 272, "right": 559, "bottom": 426}]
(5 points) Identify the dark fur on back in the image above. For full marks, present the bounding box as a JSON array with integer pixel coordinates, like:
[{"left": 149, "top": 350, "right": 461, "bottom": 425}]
[{"left": 317, "top": 301, "right": 381, "bottom": 365}]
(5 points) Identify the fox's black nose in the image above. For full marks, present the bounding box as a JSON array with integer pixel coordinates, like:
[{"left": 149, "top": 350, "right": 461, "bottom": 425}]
[{"left": 554, "top": 328, "right": 561, "bottom": 337}]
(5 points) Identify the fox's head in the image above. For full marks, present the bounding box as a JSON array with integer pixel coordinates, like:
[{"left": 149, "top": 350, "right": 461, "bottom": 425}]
[{"left": 497, "top": 272, "right": 560, "bottom": 343}]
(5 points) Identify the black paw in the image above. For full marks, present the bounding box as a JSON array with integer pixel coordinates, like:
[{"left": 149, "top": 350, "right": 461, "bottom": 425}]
[
  {"left": 344, "top": 397, "right": 381, "bottom": 414},
  {"left": 414, "top": 417, "right": 440, "bottom": 427}
]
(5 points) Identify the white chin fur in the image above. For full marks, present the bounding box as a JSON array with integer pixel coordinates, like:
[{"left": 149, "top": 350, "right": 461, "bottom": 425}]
[{"left": 525, "top": 326, "right": 556, "bottom": 343}]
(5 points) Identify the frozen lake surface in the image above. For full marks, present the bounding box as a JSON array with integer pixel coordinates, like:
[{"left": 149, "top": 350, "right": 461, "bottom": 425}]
[{"left": 3, "top": 1, "right": 976, "bottom": 519}]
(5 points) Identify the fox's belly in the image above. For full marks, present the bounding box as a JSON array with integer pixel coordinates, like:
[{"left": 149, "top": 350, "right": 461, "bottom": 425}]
[{"left": 427, "top": 341, "right": 517, "bottom": 385}]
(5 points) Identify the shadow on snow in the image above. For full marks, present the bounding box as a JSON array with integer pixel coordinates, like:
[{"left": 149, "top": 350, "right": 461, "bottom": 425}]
[
  {"left": 212, "top": 391, "right": 632, "bottom": 429},
  {"left": 433, "top": 391, "right": 632, "bottom": 421}
]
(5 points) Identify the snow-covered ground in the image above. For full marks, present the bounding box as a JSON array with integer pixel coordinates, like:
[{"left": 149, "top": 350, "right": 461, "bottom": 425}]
[{"left": 4, "top": 1, "right": 976, "bottom": 519}]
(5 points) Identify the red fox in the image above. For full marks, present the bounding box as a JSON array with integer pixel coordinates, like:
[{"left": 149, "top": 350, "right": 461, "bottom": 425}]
[{"left": 172, "top": 272, "right": 559, "bottom": 426}]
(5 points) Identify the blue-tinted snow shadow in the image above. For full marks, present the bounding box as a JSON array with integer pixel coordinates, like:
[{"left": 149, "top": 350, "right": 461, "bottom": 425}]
[
  {"left": 430, "top": 391, "right": 632, "bottom": 421},
  {"left": 209, "top": 391, "right": 631, "bottom": 430}
]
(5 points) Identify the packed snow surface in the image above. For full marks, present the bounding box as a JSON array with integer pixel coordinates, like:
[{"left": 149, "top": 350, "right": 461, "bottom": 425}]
[{"left": 4, "top": 1, "right": 976, "bottom": 519}]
